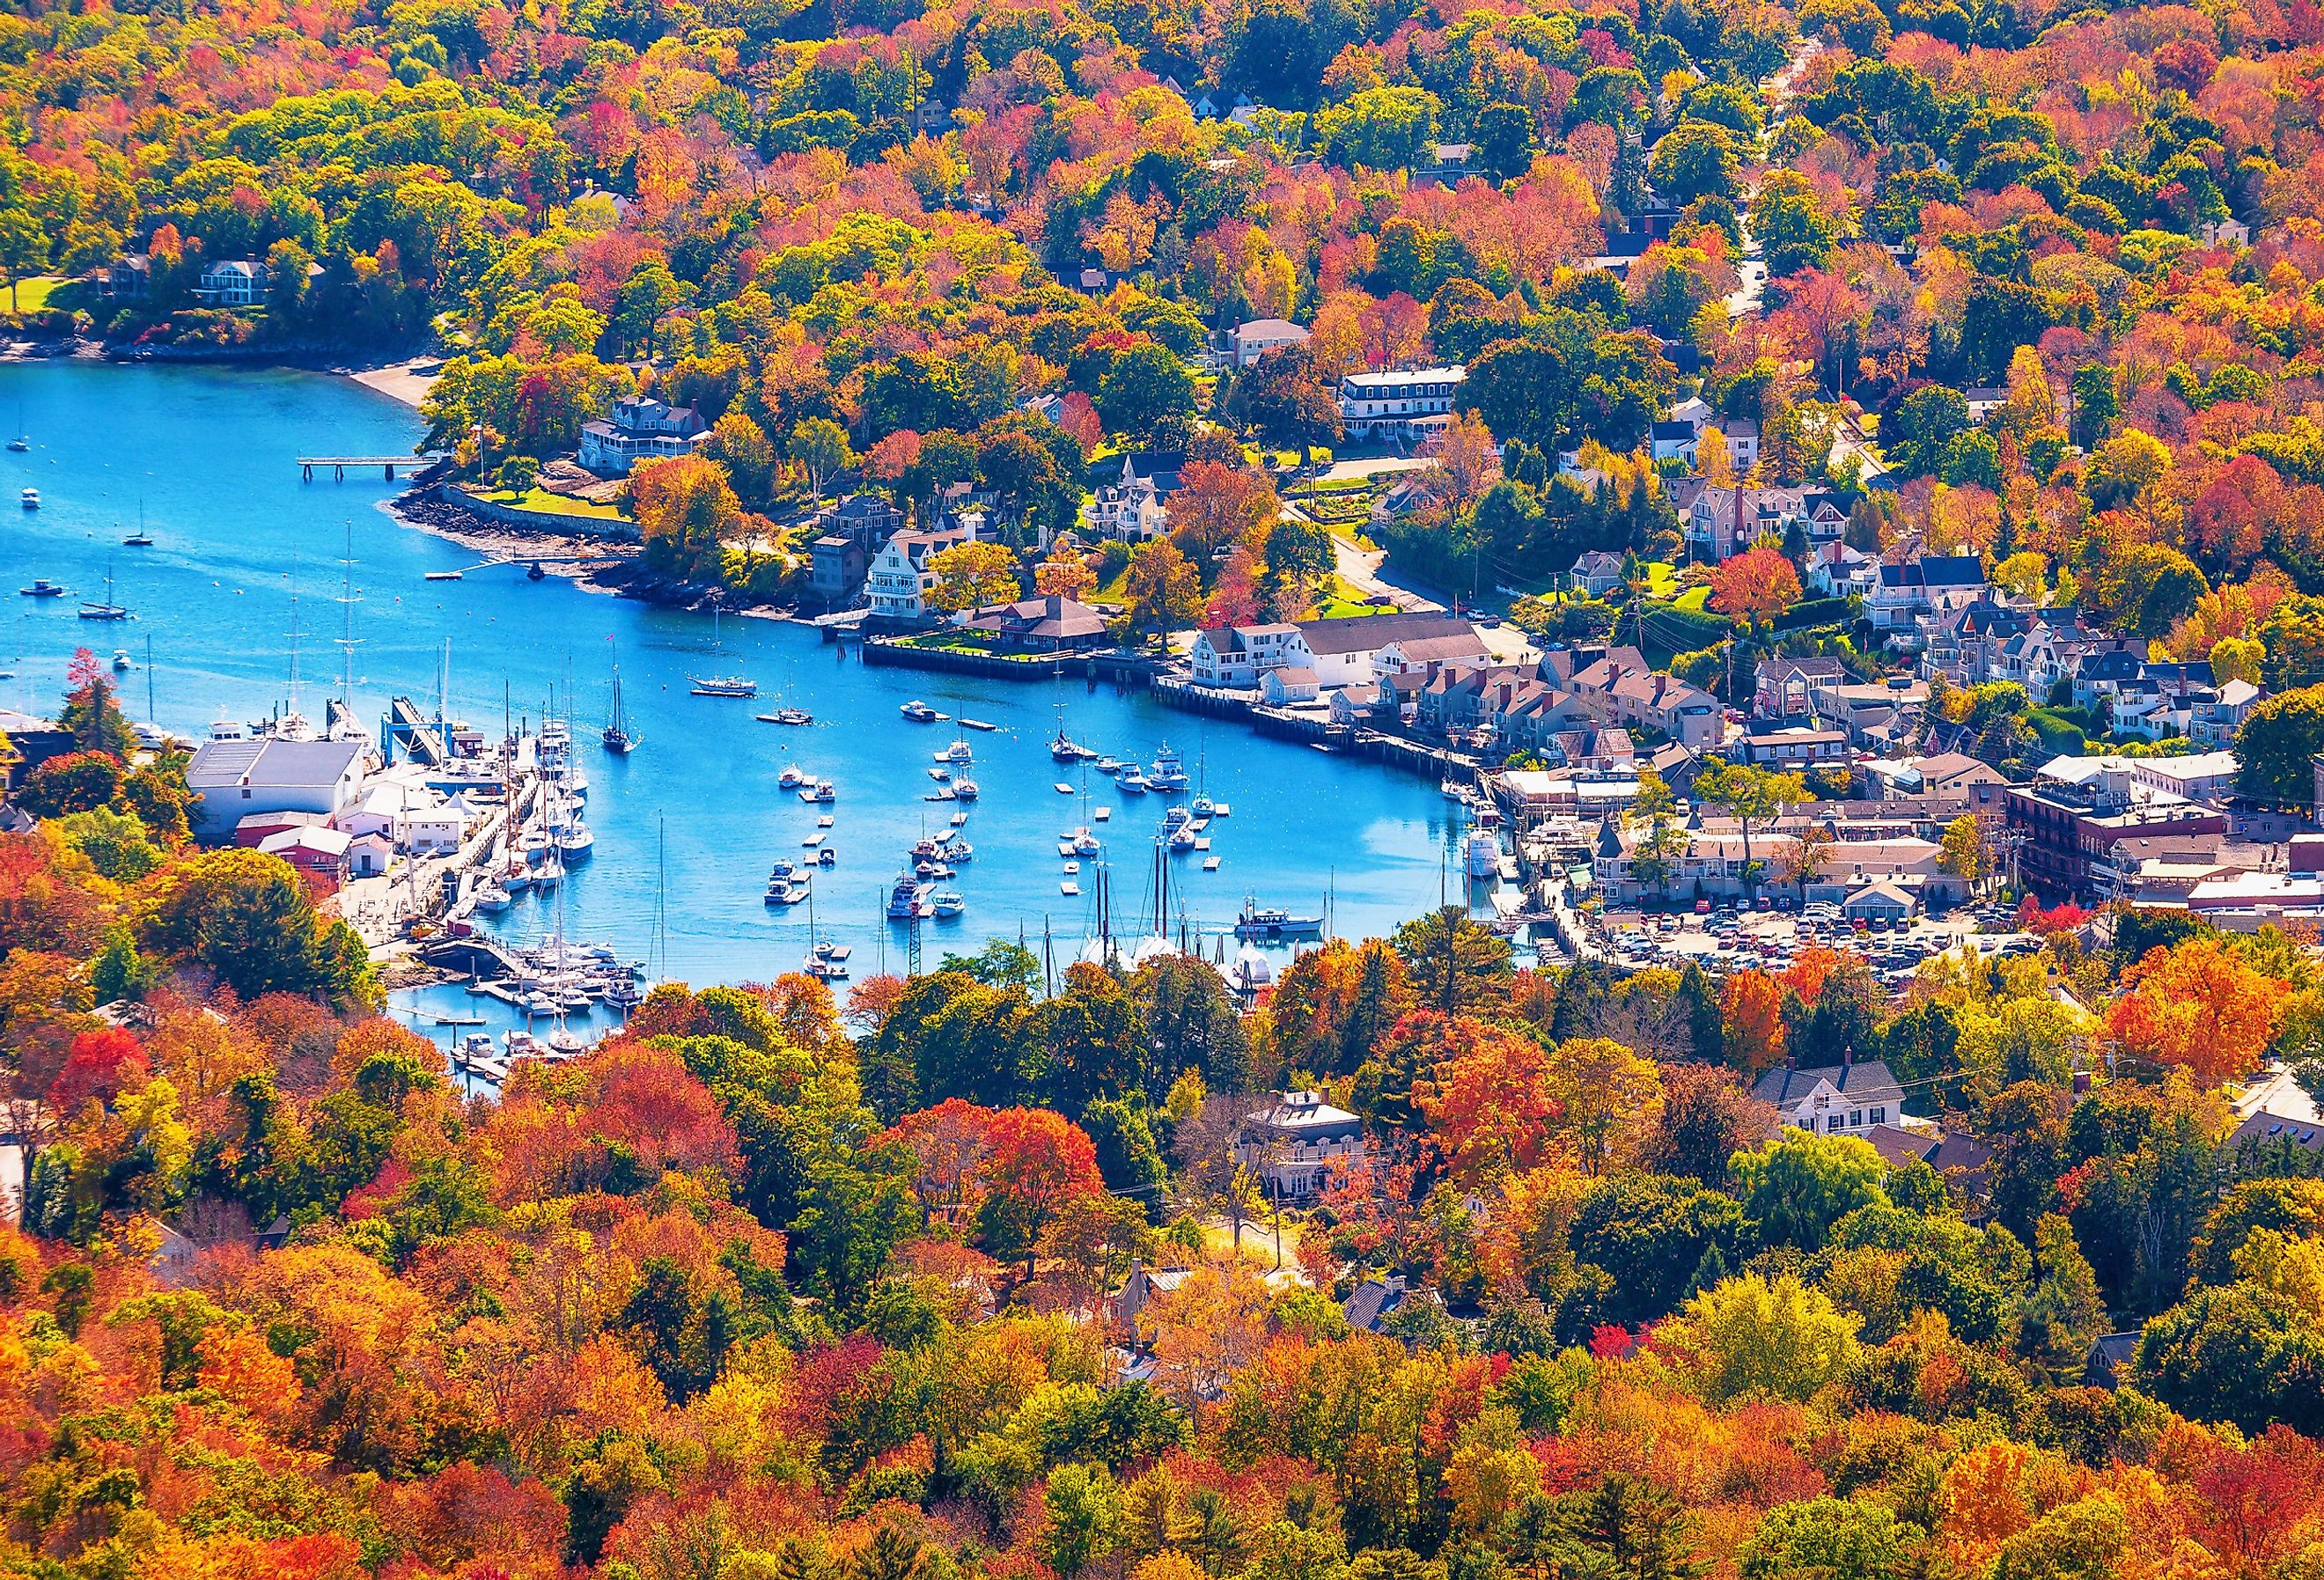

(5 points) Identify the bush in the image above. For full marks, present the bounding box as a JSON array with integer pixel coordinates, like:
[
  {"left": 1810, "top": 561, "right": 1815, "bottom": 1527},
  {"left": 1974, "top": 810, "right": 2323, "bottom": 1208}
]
[{"left": 1772, "top": 595, "right": 1859, "bottom": 631}]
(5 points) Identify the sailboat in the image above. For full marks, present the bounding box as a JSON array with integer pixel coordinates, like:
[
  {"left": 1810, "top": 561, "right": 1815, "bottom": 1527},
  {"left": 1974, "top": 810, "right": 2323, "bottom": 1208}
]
[
  {"left": 688, "top": 606, "right": 756, "bottom": 697},
  {"left": 602, "top": 650, "right": 638, "bottom": 753},
  {"left": 123, "top": 503, "right": 152, "bottom": 548},
  {"left": 7, "top": 403, "right": 26, "bottom": 452},
  {"left": 77, "top": 562, "right": 129, "bottom": 621}
]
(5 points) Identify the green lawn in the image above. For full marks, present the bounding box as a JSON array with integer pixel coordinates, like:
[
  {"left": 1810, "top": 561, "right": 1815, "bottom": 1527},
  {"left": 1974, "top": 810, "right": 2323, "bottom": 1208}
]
[
  {"left": 482, "top": 486, "right": 627, "bottom": 520},
  {"left": 1673, "top": 585, "right": 1711, "bottom": 611},
  {"left": 6, "top": 276, "right": 72, "bottom": 314}
]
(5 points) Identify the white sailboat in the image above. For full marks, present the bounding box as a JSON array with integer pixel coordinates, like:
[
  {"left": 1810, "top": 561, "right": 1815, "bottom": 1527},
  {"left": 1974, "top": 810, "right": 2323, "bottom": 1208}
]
[{"left": 689, "top": 606, "right": 756, "bottom": 697}]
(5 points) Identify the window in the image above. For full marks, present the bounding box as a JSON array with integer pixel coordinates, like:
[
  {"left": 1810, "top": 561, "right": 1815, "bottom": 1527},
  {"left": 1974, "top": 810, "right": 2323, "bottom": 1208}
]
[
  {"left": 1871, "top": 1106, "right": 1886, "bottom": 1124},
  {"left": 1849, "top": 1110, "right": 1861, "bottom": 1128}
]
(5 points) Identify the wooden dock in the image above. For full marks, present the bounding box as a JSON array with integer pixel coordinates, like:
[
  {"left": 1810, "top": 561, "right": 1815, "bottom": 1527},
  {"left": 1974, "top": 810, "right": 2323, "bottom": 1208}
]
[{"left": 298, "top": 453, "right": 441, "bottom": 481}]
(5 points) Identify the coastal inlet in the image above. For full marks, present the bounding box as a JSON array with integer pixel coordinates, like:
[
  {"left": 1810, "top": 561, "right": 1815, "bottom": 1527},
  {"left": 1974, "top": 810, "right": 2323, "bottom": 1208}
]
[{"left": 0, "top": 361, "right": 1499, "bottom": 1054}]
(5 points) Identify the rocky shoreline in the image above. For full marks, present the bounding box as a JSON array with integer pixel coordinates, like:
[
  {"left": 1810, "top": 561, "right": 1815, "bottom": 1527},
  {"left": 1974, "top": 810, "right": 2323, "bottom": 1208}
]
[{"left": 386, "top": 488, "right": 796, "bottom": 618}]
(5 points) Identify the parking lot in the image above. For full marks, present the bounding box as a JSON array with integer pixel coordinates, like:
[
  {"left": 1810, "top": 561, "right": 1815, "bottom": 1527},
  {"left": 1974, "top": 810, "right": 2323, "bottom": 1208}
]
[{"left": 1584, "top": 895, "right": 2048, "bottom": 986}]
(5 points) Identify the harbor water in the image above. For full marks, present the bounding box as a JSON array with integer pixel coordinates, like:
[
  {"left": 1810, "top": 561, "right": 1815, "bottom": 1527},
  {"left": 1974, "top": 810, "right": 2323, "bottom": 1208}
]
[{"left": 0, "top": 363, "right": 1490, "bottom": 1052}]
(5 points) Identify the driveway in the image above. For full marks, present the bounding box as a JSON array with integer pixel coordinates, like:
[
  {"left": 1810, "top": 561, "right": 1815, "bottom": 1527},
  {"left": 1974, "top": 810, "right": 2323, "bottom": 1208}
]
[{"left": 1331, "top": 531, "right": 1444, "bottom": 614}]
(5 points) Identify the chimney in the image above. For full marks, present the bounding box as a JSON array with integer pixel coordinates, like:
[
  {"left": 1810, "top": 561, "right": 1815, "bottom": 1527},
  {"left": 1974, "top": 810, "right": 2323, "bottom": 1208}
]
[{"left": 1841, "top": 1044, "right": 1853, "bottom": 1069}]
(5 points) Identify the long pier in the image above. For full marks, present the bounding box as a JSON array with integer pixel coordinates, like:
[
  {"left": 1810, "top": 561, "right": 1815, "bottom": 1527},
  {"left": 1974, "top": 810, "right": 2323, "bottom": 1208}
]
[{"left": 298, "top": 453, "right": 442, "bottom": 481}]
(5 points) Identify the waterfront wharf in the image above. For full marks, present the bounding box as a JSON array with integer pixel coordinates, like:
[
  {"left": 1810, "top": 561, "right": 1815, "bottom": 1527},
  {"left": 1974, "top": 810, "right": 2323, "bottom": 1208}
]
[{"left": 298, "top": 453, "right": 442, "bottom": 481}]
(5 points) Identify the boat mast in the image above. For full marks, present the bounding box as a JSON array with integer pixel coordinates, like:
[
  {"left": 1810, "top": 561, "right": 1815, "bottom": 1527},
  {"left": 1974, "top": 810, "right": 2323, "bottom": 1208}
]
[
  {"left": 285, "top": 557, "right": 303, "bottom": 724},
  {"left": 339, "top": 523, "right": 358, "bottom": 715}
]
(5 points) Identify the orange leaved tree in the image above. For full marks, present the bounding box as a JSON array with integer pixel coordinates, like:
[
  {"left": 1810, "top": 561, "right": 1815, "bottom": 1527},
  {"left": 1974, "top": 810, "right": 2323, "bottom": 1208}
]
[{"left": 2103, "top": 937, "right": 2286, "bottom": 1089}]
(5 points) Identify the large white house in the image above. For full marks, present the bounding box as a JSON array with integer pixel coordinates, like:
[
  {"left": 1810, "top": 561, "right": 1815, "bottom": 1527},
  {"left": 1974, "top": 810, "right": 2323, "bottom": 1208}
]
[
  {"left": 1230, "top": 319, "right": 1310, "bottom": 367},
  {"left": 1751, "top": 1059, "right": 1912, "bottom": 1138},
  {"left": 195, "top": 260, "right": 269, "bottom": 306},
  {"left": 1086, "top": 452, "right": 1187, "bottom": 542},
  {"left": 1188, "top": 612, "right": 1484, "bottom": 689},
  {"left": 864, "top": 520, "right": 978, "bottom": 621},
  {"left": 1190, "top": 622, "right": 1302, "bottom": 687},
  {"left": 1236, "top": 1090, "right": 1365, "bottom": 1198},
  {"left": 578, "top": 396, "right": 711, "bottom": 474},
  {"left": 1339, "top": 365, "right": 1466, "bottom": 442}
]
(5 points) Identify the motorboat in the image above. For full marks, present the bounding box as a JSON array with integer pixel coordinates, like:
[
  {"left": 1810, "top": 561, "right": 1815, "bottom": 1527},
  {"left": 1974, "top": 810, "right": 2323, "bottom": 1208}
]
[
  {"left": 1116, "top": 769, "right": 1151, "bottom": 793},
  {"left": 1169, "top": 825, "right": 1199, "bottom": 853},
  {"left": 951, "top": 777, "right": 979, "bottom": 800},
  {"left": 931, "top": 890, "right": 966, "bottom": 918},
  {"left": 938, "top": 739, "right": 974, "bottom": 764},
  {"left": 546, "top": 1027, "right": 590, "bottom": 1059},
  {"left": 111, "top": 649, "right": 131, "bottom": 672},
  {"left": 772, "top": 707, "right": 813, "bottom": 725},
  {"left": 815, "top": 940, "right": 852, "bottom": 962},
  {"left": 1441, "top": 777, "right": 1468, "bottom": 800},
  {"left": 1464, "top": 830, "right": 1500, "bottom": 879},
  {"left": 805, "top": 780, "right": 836, "bottom": 804},
  {"left": 1192, "top": 794, "right": 1216, "bottom": 818},
  {"left": 1235, "top": 898, "right": 1325, "bottom": 939},
  {"left": 948, "top": 841, "right": 974, "bottom": 863},
  {"left": 886, "top": 875, "right": 933, "bottom": 920},
  {"left": 1148, "top": 745, "right": 1189, "bottom": 790},
  {"left": 1162, "top": 805, "right": 1192, "bottom": 831},
  {"left": 765, "top": 878, "right": 811, "bottom": 906},
  {"left": 817, "top": 847, "right": 837, "bottom": 866},
  {"left": 770, "top": 859, "right": 801, "bottom": 879},
  {"left": 779, "top": 765, "right": 805, "bottom": 789},
  {"left": 1070, "top": 828, "right": 1101, "bottom": 856},
  {"left": 1094, "top": 757, "right": 1126, "bottom": 775},
  {"left": 901, "top": 701, "right": 940, "bottom": 722},
  {"left": 19, "top": 489, "right": 37, "bottom": 510},
  {"left": 18, "top": 579, "right": 64, "bottom": 598}
]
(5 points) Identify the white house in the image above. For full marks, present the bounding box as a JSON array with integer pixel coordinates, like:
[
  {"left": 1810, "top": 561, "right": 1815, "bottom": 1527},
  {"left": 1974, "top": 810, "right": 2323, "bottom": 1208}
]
[
  {"left": 195, "top": 260, "right": 268, "bottom": 306},
  {"left": 1236, "top": 1090, "right": 1365, "bottom": 1198},
  {"left": 1230, "top": 319, "right": 1310, "bottom": 367},
  {"left": 1339, "top": 365, "right": 1467, "bottom": 443},
  {"left": 1651, "top": 420, "right": 1699, "bottom": 465},
  {"left": 1751, "top": 1059, "right": 1912, "bottom": 1138},
  {"left": 1301, "top": 612, "right": 1482, "bottom": 687},
  {"left": 1086, "top": 452, "right": 1187, "bottom": 542},
  {"left": 864, "top": 521, "right": 978, "bottom": 622},
  {"left": 1868, "top": 555, "right": 1988, "bottom": 645},
  {"left": 1190, "top": 623, "right": 1301, "bottom": 687},
  {"left": 578, "top": 395, "right": 711, "bottom": 474},
  {"left": 186, "top": 738, "right": 367, "bottom": 845},
  {"left": 1717, "top": 415, "right": 1760, "bottom": 470}
]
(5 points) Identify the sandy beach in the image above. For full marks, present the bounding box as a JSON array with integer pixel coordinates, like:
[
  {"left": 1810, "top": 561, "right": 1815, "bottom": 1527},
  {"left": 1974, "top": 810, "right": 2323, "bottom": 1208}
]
[{"left": 349, "top": 356, "right": 442, "bottom": 411}]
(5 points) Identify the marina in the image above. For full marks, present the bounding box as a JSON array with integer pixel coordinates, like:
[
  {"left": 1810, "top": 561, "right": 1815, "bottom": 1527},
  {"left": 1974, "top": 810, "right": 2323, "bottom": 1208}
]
[{"left": 0, "top": 362, "right": 1511, "bottom": 1058}]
